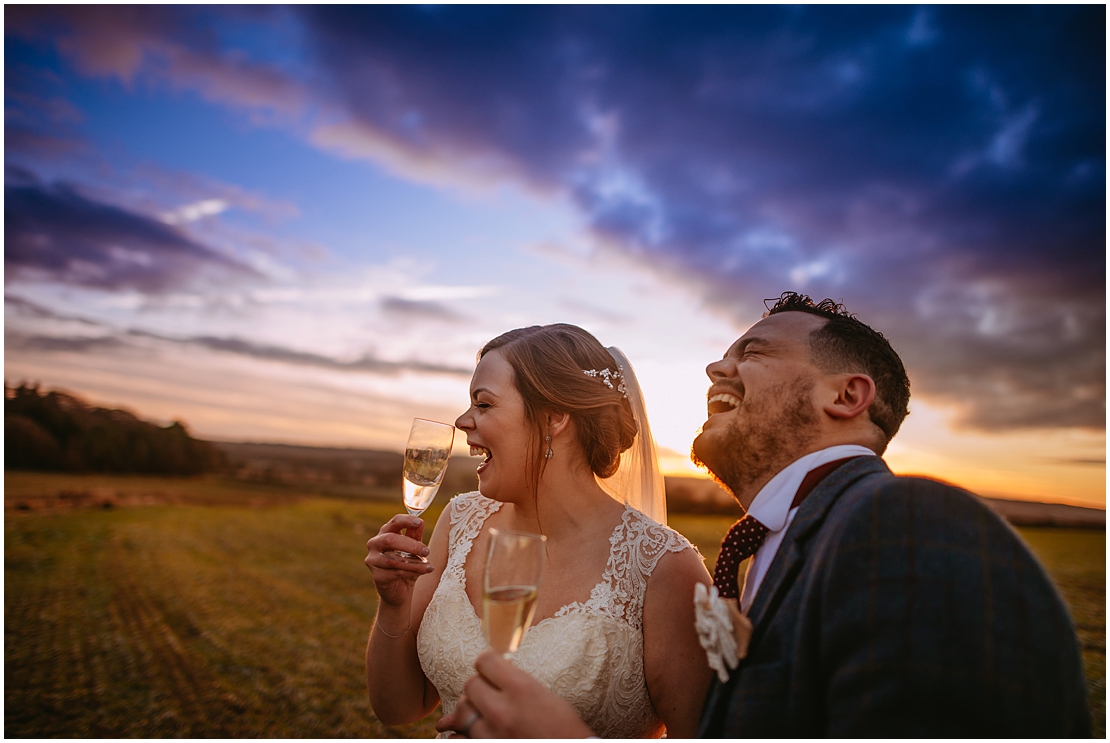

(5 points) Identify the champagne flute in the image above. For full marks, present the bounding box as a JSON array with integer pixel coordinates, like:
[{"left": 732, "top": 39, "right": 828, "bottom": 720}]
[
  {"left": 482, "top": 528, "right": 547, "bottom": 656},
  {"left": 393, "top": 418, "right": 455, "bottom": 561}
]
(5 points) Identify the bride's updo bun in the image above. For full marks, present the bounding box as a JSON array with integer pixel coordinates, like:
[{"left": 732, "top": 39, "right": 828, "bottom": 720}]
[{"left": 479, "top": 324, "right": 638, "bottom": 487}]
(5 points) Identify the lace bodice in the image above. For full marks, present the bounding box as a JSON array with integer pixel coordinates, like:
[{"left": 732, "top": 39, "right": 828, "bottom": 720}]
[{"left": 417, "top": 491, "right": 695, "bottom": 738}]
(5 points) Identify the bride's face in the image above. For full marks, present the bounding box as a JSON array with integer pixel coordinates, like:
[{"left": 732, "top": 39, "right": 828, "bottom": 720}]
[{"left": 454, "top": 349, "right": 535, "bottom": 503}]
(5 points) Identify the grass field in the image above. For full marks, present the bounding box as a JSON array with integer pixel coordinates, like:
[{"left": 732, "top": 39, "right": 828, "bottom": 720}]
[{"left": 5, "top": 473, "right": 1105, "bottom": 737}]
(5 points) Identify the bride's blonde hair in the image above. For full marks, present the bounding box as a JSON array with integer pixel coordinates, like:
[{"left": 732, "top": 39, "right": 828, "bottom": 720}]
[{"left": 479, "top": 324, "right": 637, "bottom": 496}]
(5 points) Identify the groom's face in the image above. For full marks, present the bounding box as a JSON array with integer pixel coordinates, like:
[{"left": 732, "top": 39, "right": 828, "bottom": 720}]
[{"left": 692, "top": 311, "right": 828, "bottom": 506}]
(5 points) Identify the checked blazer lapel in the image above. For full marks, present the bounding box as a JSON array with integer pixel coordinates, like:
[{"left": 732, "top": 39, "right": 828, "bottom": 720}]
[{"left": 746, "top": 456, "right": 891, "bottom": 634}]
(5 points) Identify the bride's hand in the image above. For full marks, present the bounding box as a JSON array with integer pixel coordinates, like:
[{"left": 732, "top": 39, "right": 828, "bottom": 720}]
[{"left": 365, "top": 514, "right": 435, "bottom": 607}]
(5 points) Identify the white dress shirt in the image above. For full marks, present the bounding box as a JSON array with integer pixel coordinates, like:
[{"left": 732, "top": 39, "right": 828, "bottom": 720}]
[{"left": 739, "top": 445, "right": 876, "bottom": 612}]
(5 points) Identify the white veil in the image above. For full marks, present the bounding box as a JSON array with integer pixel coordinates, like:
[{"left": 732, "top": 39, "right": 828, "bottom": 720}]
[{"left": 596, "top": 346, "right": 668, "bottom": 525}]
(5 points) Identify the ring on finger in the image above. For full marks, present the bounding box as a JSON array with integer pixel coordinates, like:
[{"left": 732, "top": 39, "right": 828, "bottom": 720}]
[{"left": 459, "top": 709, "right": 480, "bottom": 736}]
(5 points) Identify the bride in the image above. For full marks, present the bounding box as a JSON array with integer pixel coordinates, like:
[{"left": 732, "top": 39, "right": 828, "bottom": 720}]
[{"left": 364, "top": 324, "right": 713, "bottom": 737}]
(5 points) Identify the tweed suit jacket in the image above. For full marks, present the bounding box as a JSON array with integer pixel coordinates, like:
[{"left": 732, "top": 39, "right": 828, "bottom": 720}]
[{"left": 697, "top": 456, "right": 1090, "bottom": 737}]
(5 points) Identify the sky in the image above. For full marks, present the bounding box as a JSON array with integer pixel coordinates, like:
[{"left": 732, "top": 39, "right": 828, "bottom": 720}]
[{"left": 4, "top": 5, "right": 1105, "bottom": 507}]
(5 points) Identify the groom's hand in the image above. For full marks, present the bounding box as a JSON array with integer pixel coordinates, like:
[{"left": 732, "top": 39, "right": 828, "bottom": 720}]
[{"left": 436, "top": 651, "right": 594, "bottom": 738}]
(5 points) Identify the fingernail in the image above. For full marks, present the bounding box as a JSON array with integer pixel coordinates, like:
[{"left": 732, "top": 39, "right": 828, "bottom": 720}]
[
  {"left": 425, "top": 564, "right": 435, "bottom": 572},
  {"left": 415, "top": 518, "right": 424, "bottom": 525},
  {"left": 421, "top": 546, "right": 430, "bottom": 556}
]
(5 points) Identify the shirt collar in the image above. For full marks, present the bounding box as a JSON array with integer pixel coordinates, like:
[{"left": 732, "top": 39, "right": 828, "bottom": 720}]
[{"left": 745, "top": 444, "right": 876, "bottom": 532}]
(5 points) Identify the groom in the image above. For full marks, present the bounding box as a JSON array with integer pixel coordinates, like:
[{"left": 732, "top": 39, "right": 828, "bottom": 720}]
[{"left": 438, "top": 292, "right": 1091, "bottom": 737}]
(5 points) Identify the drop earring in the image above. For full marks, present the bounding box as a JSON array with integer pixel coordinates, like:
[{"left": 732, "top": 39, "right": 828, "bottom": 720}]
[{"left": 545, "top": 435, "right": 553, "bottom": 460}]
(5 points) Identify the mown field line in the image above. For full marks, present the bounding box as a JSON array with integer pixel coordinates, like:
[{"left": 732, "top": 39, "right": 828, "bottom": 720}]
[
  {"left": 106, "top": 534, "right": 213, "bottom": 734},
  {"left": 65, "top": 595, "right": 96, "bottom": 717}
]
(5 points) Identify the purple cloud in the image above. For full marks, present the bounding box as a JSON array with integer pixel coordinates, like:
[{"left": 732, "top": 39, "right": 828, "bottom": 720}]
[
  {"left": 172, "top": 334, "right": 471, "bottom": 376},
  {"left": 6, "top": 5, "right": 308, "bottom": 116},
  {"left": 380, "top": 297, "right": 464, "bottom": 323},
  {"left": 296, "top": 5, "right": 1104, "bottom": 431},
  {"left": 5, "top": 295, "right": 471, "bottom": 378},
  {"left": 5, "top": 180, "right": 259, "bottom": 292}
]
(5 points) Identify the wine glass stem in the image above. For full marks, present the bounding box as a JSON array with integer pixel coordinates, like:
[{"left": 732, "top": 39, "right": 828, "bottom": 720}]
[{"left": 392, "top": 521, "right": 428, "bottom": 562}]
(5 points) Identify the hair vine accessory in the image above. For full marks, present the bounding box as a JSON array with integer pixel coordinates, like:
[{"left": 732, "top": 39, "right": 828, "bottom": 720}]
[{"left": 582, "top": 366, "right": 629, "bottom": 400}]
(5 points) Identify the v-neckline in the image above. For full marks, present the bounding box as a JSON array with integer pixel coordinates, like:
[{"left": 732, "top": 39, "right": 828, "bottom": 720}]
[{"left": 459, "top": 501, "right": 632, "bottom": 630}]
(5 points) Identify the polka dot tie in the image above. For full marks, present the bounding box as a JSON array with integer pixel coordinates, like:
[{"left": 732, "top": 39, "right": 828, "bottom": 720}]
[
  {"left": 712, "top": 515, "right": 771, "bottom": 599},
  {"left": 710, "top": 457, "right": 862, "bottom": 602}
]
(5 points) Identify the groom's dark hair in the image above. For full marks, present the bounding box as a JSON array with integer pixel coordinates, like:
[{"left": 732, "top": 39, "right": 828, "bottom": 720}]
[{"left": 765, "top": 292, "right": 910, "bottom": 448}]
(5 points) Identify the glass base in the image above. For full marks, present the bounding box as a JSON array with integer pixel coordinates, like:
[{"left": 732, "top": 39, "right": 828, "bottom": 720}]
[
  {"left": 388, "top": 518, "right": 427, "bottom": 563},
  {"left": 383, "top": 548, "right": 428, "bottom": 564}
]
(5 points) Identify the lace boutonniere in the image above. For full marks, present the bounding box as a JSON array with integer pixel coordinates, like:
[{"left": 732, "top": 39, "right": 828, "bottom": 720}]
[{"left": 693, "top": 583, "right": 753, "bottom": 683}]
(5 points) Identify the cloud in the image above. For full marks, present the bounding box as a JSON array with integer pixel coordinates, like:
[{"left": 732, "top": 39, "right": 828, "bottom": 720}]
[
  {"left": 161, "top": 198, "right": 229, "bottom": 224},
  {"left": 4, "top": 180, "right": 259, "bottom": 292},
  {"left": 1047, "top": 457, "right": 1106, "bottom": 467},
  {"left": 5, "top": 89, "right": 84, "bottom": 125},
  {"left": 5, "top": 127, "right": 86, "bottom": 157},
  {"left": 6, "top": 5, "right": 308, "bottom": 117},
  {"left": 881, "top": 284, "right": 1105, "bottom": 431},
  {"left": 4, "top": 293, "right": 99, "bottom": 324},
  {"left": 5, "top": 62, "right": 89, "bottom": 158},
  {"left": 5, "top": 294, "right": 471, "bottom": 378},
  {"left": 310, "top": 121, "right": 522, "bottom": 193},
  {"left": 295, "top": 5, "right": 1103, "bottom": 432},
  {"left": 7, "top": 332, "right": 127, "bottom": 354},
  {"left": 380, "top": 296, "right": 464, "bottom": 323},
  {"left": 905, "top": 8, "right": 939, "bottom": 47},
  {"left": 5, "top": 293, "right": 134, "bottom": 333},
  {"left": 5, "top": 165, "right": 41, "bottom": 187},
  {"left": 125, "top": 163, "right": 302, "bottom": 227},
  {"left": 175, "top": 334, "right": 471, "bottom": 376},
  {"left": 9, "top": 327, "right": 472, "bottom": 379}
]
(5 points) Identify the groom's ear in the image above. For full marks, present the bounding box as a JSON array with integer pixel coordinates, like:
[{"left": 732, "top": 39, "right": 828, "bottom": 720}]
[
  {"left": 545, "top": 411, "right": 572, "bottom": 438},
  {"left": 822, "top": 373, "right": 876, "bottom": 421}
]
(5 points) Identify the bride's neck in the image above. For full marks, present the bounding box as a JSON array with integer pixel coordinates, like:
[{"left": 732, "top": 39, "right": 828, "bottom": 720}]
[{"left": 508, "top": 463, "right": 620, "bottom": 541}]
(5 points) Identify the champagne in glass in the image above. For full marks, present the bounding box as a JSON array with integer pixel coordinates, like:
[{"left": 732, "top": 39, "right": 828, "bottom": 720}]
[
  {"left": 393, "top": 418, "right": 455, "bottom": 560},
  {"left": 482, "top": 528, "right": 546, "bottom": 656}
]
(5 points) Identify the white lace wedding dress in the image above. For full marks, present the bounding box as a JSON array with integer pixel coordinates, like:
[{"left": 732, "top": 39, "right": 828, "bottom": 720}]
[{"left": 417, "top": 491, "right": 695, "bottom": 738}]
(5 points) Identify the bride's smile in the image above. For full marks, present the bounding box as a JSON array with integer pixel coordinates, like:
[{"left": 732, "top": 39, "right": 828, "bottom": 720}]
[{"left": 469, "top": 444, "right": 492, "bottom": 473}]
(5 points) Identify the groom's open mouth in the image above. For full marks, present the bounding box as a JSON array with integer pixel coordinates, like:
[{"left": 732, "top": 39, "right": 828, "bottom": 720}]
[
  {"left": 470, "top": 444, "right": 492, "bottom": 473},
  {"left": 707, "top": 392, "right": 741, "bottom": 417}
]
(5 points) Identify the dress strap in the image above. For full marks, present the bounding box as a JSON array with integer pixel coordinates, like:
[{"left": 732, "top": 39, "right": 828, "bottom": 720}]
[
  {"left": 555, "top": 507, "right": 696, "bottom": 630},
  {"left": 442, "top": 491, "right": 502, "bottom": 584}
]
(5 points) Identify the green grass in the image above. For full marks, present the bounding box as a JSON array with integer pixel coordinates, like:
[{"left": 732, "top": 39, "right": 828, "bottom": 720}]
[
  {"left": 1018, "top": 527, "right": 1105, "bottom": 737},
  {"left": 4, "top": 476, "right": 1104, "bottom": 737},
  {"left": 5, "top": 492, "right": 445, "bottom": 737}
]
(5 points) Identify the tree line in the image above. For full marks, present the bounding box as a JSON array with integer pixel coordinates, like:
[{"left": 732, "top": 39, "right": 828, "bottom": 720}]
[{"left": 5, "top": 383, "right": 225, "bottom": 475}]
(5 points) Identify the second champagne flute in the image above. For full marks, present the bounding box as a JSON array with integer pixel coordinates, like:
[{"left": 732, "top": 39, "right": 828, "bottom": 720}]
[{"left": 482, "top": 528, "right": 547, "bottom": 657}]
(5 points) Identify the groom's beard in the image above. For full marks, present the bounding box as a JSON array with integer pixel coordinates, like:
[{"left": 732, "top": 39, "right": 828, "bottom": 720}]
[{"left": 693, "top": 377, "right": 819, "bottom": 502}]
